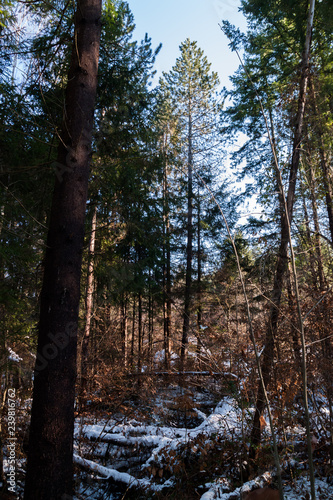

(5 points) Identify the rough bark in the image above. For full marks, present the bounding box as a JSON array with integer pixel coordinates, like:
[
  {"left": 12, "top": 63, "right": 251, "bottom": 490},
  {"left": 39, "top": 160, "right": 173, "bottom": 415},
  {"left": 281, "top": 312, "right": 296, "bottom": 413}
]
[
  {"left": 0, "top": 196, "right": 5, "bottom": 487},
  {"left": 24, "top": 0, "right": 102, "bottom": 497}
]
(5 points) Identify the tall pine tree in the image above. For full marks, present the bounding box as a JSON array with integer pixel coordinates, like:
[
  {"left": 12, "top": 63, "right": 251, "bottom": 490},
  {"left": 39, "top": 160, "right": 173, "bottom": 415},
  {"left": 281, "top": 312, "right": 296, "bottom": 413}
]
[{"left": 159, "top": 39, "right": 221, "bottom": 370}]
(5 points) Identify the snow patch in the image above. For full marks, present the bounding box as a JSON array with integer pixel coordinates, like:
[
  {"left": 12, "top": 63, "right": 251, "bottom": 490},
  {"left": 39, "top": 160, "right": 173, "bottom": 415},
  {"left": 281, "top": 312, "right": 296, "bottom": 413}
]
[{"left": 8, "top": 347, "right": 22, "bottom": 362}]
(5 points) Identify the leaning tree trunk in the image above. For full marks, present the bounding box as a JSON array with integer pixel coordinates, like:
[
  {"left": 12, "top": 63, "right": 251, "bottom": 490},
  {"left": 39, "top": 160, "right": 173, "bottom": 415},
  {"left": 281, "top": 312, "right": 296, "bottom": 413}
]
[
  {"left": 24, "top": 0, "right": 102, "bottom": 498},
  {"left": 249, "top": 0, "right": 315, "bottom": 460}
]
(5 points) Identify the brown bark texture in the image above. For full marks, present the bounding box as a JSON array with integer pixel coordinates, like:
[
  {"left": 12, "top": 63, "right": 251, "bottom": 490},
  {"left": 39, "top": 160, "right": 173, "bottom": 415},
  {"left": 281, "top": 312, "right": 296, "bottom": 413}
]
[{"left": 24, "top": 0, "right": 102, "bottom": 498}]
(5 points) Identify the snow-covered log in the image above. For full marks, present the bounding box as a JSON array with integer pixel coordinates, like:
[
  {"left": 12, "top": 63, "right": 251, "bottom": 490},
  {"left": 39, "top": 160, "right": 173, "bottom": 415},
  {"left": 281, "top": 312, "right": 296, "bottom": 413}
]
[
  {"left": 81, "top": 398, "right": 241, "bottom": 445},
  {"left": 82, "top": 427, "right": 172, "bottom": 448},
  {"left": 200, "top": 472, "right": 274, "bottom": 500},
  {"left": 78, "top": 398, "right": 243, "bottom": 475},
  {"left": 73, "top": 454, "right": 175, "bottom": 492}
]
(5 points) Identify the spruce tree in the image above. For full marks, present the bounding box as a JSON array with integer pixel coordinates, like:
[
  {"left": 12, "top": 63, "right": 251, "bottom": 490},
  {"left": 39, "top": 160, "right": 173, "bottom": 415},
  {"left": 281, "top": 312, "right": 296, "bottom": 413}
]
[
  {"left": 85, "top": 0, "right": 163, "bottom": 374},
  {"left": 159, "top": 39, "right": 221, "bottom": 370}
]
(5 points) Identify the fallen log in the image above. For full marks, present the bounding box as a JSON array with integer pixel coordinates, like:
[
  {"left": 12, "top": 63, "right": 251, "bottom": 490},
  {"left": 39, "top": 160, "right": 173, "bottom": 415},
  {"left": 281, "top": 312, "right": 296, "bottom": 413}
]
[
  {"left": 74, "top": 454, "right": 174, "bottom": 493},
  {"left": 200, "top": 472, "right": 275, "bottom": 500}
]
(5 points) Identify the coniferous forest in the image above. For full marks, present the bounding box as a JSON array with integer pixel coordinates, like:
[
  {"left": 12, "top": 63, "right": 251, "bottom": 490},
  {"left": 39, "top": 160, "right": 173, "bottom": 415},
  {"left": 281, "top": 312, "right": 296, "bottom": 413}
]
[{"left": 1, "top": 0, "right": 333, "bottom": 498}]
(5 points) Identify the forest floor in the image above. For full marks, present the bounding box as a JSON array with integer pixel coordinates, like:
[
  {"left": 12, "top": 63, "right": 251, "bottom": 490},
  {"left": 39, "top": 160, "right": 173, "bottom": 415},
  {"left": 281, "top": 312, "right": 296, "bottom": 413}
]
[
  {"left": 2, "top": 373, "right": 333, "bottom": 499},
  {"left": 70, "top": 374, "right": 332, "bottom": 500}
]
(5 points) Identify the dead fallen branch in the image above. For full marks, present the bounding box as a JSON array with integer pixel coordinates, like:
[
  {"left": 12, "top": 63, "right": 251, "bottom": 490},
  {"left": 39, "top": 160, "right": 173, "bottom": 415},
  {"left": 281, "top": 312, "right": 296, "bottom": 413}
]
[{"left": 73, "top": 454, "right": 175, "bottom": 493}]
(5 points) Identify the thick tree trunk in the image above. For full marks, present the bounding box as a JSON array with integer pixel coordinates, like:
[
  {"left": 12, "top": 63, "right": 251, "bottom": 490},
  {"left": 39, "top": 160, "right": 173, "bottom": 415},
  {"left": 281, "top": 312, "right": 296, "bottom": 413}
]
[
  {"left": 180, "top": 110, "right": 193, "bottom": 371},
  {"left": 24, "top": 0, "right": 102, "bottom": 498},
  {"left": 0, "top": 190, "right": 5, "bottom": 486},
  {"left": 249, "top": 0, "right": 315, "bottom": 460}
]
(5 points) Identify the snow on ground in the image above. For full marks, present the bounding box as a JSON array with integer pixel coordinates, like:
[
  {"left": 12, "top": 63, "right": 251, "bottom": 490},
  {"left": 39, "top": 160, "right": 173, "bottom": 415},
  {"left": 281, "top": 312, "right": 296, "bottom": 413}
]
[
  {"left": 77, "top": 397, "right": 243, "bottom": 454},
  {"left": 283, "top": 477, "right": 332, "bottom": 499},
  {"left": 200, "top": 475, "right": 333, "bottom": 500},
  {"left": 201, "top": 472, "right": 273, "bottom": 500},
  {"left": 74, "top": 397, "right": 245, "bottom": 495},
  {"left": 74, "top": 393, "right": 333, "bottom": 499},
  {"left": 74, "top": 453, "right": 176, "bottom": 494},
  {"left": 153, "top": 349, "right": 179, "bottom": 366}
]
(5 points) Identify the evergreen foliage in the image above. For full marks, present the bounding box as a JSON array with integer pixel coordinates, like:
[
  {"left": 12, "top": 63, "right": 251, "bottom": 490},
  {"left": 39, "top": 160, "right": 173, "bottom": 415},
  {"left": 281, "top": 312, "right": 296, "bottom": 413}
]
[{"left": 0, "top": 0, "right": 332, "bottom": 498}]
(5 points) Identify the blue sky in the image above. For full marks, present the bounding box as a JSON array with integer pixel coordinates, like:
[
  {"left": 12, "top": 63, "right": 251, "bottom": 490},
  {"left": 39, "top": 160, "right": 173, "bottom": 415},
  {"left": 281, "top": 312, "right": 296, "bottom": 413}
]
[
  {"left": 128, "top": 0, "right": 247, "bottom": 88},
  {"left": 127, "top": 0, "right": 257, "bottom": 223}
]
